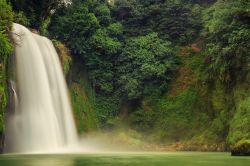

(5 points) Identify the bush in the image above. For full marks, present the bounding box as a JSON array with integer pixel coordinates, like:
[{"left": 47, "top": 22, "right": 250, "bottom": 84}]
[
  {"left": 112, "top": 0, "right": 203, "bottom": 44},
  {"left": 203, "top": 0, "right": 250, "bottom": 83},
  {"left": 0, "top": 32, "right": 12, "bottom": 61},
  {"left": 14, "top": 11, "right": 30, "bottom": 27},
  {"left": 129, "top": 88, "right": 204, "bottom": 142},
  {"left": 0, "top": 0, "right": 13, "bottom": 138},
  {"left": 118, "top": 32, "right": 177, "bottom": 99},
  {"left": 0, "top": 0, "right": 13, "bottom": 30},
  {"left": 227, "top": 96, "right": 250, "bottom": 145},
  {"left": 231, "top": 140, "right": 250, "bottom": 156},
  {"left": 0, "top": 0, "right": 13, "bottom": 60}
]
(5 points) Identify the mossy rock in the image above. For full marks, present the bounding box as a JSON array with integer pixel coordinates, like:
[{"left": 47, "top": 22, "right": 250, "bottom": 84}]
[{"left": 231, "top": 140, "right": 250, "bottom": 156}]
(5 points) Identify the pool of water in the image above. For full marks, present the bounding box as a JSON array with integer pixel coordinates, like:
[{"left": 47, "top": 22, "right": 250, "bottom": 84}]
[{"left": 0, "top": 152, "right": 249, "bottom": 166}]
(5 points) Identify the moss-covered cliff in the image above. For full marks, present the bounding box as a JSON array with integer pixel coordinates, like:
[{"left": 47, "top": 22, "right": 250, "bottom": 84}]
[
  {"left": 0, "top": 0, "right": 13, "bottom": 151},
  {"left": 121, "top": 41, "right": 250, "bottom": 151},
  {"left": 54, "top": 42, "right": 99, "bottom": 134}
]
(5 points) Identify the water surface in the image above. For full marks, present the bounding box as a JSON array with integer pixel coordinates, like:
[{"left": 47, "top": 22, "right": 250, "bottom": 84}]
[{"left": 0, "top": 152, "right": 249, "bottom": 166}]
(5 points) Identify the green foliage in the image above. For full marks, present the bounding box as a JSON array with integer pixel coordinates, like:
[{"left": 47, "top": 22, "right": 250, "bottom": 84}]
[
  {"left": 118, "top": 33, "right": 177, "bottom": 99},
  {"left": 0, "top": 32, "right": 12, "bottom": 61},
  {"left": 94, "top": 92, "right": 122, "bottom": 127},
  {"left": 227, "top": 96, "right": 250, "bottom": 145},
  {"left": 155, "top": 2, "right": 203, "bottom": 44},
  {"left": 0, "top": 0, "right": 13, "bottom": 31},
  {"left": 50, "top": 3, "right": 99, "bottom": 55},
  {"left": 70, "top": 59, "right": 99, "bottom": 133},
  {"left": 153, "top": 88, "right": 201, "bottom": 142},
  {"left": 87, "top": 24, "right": 122, "bottom": 93},
  {"left": 0, "top": 77, "right": 7, "bottom": 134},
  {"left": 129, "top": 88, "right": 204, "bottom": 142},
  {"left": 112, "top": 0, "right": 203, "bottom": 44},
  {"left": 0, "top": 0, "right": 13, "bottom": 138},
  {"left": 200, "top": 109, "right": 232, "bottom": 143},
  {"left": 94, "top": 4, "right": 111, "bottom": 26},
  {"left": 70, "top": 82, "right": 99, "bottom": 133},
  {"left": 129, "top": 108, "right": 155, "bottom": 134},
  {"left": 70, "top": 58, "right": 123, "bottom": 130},
  {"left": 50, "top": 1, "right": 177, "bottom": 100},
  {"left": 203, "top": 0, "right": 250, "bottom": 83},
  {"left": 0, "top": 0, "right": 13, "bottom": 59},
  {"left": 14, "top": 11, "right": 30, "bottom": 27},
  {"left": 50, "top": 1, "right": 125, "bottom": 126},
  {"left": 183, "top": 0, "right": 216, "bottom": 5},
  {"left": 231, "top": 140, "right": 250, "bottom": 156},
  {"left": 106, "top": 22, "right": 123, "bottom": 36},
  {"left": 10, "top": 0, "right": 69, "bottom": 28},
  {"left": 39, "top": 17, "right": 51, "bottom": 36}
]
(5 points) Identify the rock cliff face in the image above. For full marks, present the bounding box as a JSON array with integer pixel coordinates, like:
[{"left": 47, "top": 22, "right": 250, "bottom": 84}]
[{"left": 119, "top": 43, "right": 250, "bottom": 151}]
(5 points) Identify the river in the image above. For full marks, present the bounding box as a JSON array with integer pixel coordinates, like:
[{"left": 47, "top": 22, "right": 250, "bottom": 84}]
[{"left": 0, "top": 152, "right": 249, "bottom": 166}]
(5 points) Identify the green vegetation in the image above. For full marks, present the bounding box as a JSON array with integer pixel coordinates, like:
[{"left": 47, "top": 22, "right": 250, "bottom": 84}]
[
  {"left": 0, "top": 0, "right": 249, "bottom": 154},
  {"left": 112, "top": 0, "right": 203, "bottom": 44},
  {"left": 50, "top": 1, "right": 178, "bottom": 100},
  {"left": 9, "top": 0, "right": 69, "bottom": 28},
  {"left": 228, "top": 96, "right": 250, "bottom": 145},
  {"left": 48, "top": 0, "right": 178, "bottom": 126},
  {"left": 203, "top": 0, "right": 250, "bottom": 83},
  {"left": 0, "top": 0, "right": 13, "bottom": 62},
  {"left": 53, "top": 40, "right": 72, "bottom": 75},
  {"left": 231, "top": 140, "right": 250, "bottom": 156},
  {"left": 0, "top": 0, "right": 13, "bottom": 148},
  {"left": 70, "top": 59, "right": 99, "bottom": 133},
  {"left": 119, "top": 33, "right": 177, "bottom": 99}
]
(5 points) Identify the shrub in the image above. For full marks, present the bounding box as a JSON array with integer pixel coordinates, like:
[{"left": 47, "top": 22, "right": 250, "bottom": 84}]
[
  {"left": 227, "top": 96, "right": 250, "bottom": 145},
  {"left": 0, "top": 0, "right": 13, "bottom": 60},
  {"left": 231, "top": 140, "right": 250, "bottom": 156},
  {"left": 14, "top": 11, "right": 30, "bottom": 27},
  {"left": 0, "top": 0, "right": 13, "bottom": 138}
]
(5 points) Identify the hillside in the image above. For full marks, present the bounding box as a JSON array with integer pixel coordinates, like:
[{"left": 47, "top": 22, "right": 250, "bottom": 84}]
[{"left": 0, "top": 0, "right": 249, "bottom": 152}]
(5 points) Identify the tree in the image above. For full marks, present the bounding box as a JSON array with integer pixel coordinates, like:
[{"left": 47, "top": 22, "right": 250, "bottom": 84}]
[
  {"left": 50, "top": 2, "right": 99, "bottom": 55},
  {"left": 0, "top": 0, "right": 13, "bottom": 60},
  {"left": 86, "top": 23, "right": 123, "bottom": 94},
  {"left": 10, "top": 0, "right": 69, "bottom": 28},
  {"left": 203, "top": 0, "right": 250, "bottom": 83},
  {"left": 111, "top": 0, "right": 203, "bottom": 44},
  {"left": 117, "top": 33, "right": 177, "bottom": 99},
  {"left": 49, "top": 1, "right": 123, "bottom": 94}
]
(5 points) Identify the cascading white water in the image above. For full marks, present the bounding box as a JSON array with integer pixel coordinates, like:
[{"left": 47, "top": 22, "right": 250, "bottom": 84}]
[{"left": 4, "top": 23, "right": 78, "bottom": 153}]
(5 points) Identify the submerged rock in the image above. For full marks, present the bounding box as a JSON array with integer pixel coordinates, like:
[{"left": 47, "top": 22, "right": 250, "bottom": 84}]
[{"left": 231, "top": 140, "right": 250, "bottom": 156}]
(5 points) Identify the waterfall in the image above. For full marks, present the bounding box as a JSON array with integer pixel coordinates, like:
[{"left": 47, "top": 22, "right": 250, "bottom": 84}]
[{"left": 4, "top": 23, "right": 78, "bottom": 153}]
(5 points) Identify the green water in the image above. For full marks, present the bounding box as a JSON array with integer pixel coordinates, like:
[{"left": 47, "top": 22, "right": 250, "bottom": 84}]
[{"left": 0, "top": 152, "right": 249, "bottom": 166}]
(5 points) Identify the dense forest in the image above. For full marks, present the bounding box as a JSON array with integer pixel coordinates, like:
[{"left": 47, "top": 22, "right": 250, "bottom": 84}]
[{"left": 0, "top": 0, "right": 250, "bottom": 152}]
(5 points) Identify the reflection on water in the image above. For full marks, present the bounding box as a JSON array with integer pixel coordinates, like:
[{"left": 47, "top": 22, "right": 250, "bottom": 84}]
[
  {"left": 0, "top": 155, "right": 74, "bottom": 166},
  {"left": 0, "top": 153, "right": 250, "bottom": 166}
]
